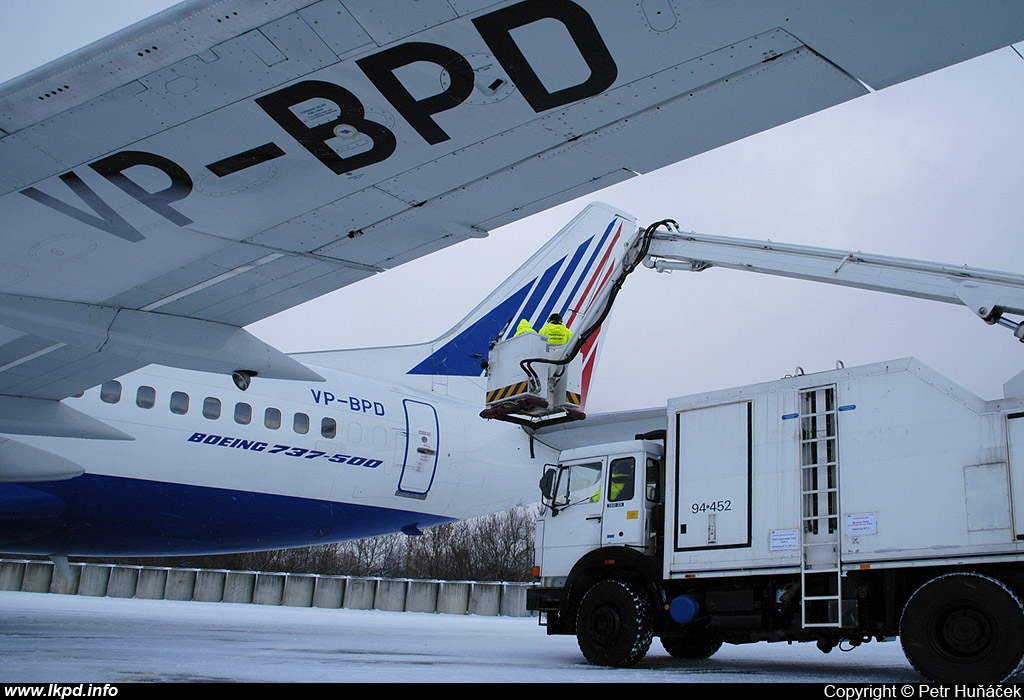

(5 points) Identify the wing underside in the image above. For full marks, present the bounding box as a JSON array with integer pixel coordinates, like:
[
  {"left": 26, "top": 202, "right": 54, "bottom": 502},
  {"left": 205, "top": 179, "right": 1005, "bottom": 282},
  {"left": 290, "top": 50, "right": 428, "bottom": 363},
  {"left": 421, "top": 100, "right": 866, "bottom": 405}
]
[{"left": 1, "top": 0, "right": 1023, "bottom": 404}]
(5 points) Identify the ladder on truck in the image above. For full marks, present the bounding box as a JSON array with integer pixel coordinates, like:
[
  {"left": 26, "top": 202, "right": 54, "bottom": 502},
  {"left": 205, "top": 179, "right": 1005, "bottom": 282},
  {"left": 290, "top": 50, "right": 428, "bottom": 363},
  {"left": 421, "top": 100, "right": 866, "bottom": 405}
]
[{"left": 799, "top": 385, "right": 843, "bottom": 628}]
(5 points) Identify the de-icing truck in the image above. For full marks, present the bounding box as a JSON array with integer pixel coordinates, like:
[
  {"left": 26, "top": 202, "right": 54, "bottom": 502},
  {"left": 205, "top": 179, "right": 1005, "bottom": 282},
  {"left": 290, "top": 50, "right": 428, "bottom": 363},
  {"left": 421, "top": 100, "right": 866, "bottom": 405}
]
[
  {"left": 528, "top": 357, "right": 1024, "bottom": 684},
  {"left": 481, "top": 213, "right": 1024, "bottom": 683}
]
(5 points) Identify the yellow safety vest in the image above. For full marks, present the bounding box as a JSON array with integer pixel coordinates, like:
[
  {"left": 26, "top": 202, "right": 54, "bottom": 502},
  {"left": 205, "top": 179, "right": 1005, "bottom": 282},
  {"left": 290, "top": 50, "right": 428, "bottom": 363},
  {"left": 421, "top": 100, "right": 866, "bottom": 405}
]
[{"left": 539, "top": 322, "right": 572, "bottom": 345}]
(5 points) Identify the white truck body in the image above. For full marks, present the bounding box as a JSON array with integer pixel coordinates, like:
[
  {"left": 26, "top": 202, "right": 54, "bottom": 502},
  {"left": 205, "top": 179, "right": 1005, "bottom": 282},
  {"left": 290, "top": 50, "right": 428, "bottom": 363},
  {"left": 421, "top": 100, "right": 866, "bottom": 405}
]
[{"left": 666, "top": 357, "right": 1024, "bottom": 578}]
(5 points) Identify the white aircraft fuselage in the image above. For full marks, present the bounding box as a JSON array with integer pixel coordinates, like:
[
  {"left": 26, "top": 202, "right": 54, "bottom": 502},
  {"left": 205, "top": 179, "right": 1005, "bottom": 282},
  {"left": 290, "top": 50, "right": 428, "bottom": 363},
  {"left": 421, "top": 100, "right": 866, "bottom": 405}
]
[{"left": 3, "top": 361, "right": 542, "bottom": 556}]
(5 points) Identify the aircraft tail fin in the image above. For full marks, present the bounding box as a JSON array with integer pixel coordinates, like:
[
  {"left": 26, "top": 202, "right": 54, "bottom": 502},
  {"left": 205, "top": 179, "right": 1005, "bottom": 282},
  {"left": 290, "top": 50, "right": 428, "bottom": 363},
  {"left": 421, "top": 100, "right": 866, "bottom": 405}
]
[
  {"left": 297, "top": 202, "right": 639, "bottom": 407},
  {"left": 409, "top": 202, "right": 639, "bottom": 406}
]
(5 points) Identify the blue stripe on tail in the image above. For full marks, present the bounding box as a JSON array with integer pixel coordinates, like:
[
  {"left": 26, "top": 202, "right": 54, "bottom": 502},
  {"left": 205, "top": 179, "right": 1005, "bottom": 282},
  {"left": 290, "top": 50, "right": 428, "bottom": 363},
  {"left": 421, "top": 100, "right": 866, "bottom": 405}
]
[
  {"left": 406, "top": 214, "right": 619, "bottom": 377},
  {"left": 406, "top": 285, "right": 532, "bottom": 376}
]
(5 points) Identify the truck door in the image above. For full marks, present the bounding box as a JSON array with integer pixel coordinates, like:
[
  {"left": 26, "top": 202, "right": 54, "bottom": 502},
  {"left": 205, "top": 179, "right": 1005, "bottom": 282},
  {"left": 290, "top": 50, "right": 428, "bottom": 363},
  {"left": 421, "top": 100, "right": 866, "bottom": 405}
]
[
  {"left": 539, "top": 458, "right": 606, "bottom": 575},
  {"left": 601, "top": 455, "right": 649, "bottom": 550},
  {"left": 1008, "top": 413, "right": 1024, "bottom": 538}
]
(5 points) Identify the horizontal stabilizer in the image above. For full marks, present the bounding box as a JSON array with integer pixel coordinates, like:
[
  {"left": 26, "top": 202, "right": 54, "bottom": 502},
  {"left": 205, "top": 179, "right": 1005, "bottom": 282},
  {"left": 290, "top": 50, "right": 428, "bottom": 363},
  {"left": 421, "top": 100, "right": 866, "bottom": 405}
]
[{"left": 530, "top": 406, "right": 667, "bottom": 452}]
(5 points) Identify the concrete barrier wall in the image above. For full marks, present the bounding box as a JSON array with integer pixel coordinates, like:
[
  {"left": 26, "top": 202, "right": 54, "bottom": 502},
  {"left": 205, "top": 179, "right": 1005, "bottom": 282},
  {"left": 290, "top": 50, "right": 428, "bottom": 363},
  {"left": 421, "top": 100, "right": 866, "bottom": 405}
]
[
  {"left": 79, "top": 565, "right": 109, "bottom": 597},
  {"left": 253, "top": 572, "right": 285, "bottom": 605},
  {"left": 166, "top": 569, "right": 197, "bottom": 601},
  {"left": 0, "top": 559, "right": 531, "bottom": 617},
  {"left": 406, "top": 580, "right": 438, "bottom": 613},
  {"left": 437, "top": 581, "right": 471, "bottom": 615},
  {"left": 342, "top": 577, "right": 377, "bottom": 610},
  {"left": 136, "top": 568, "right": 166, "bottom": 600},
  {"left": 224, "top": 572, "right": 256, "bottom": 604},
  {"left": 313, "top": 576, "right": 345, "bottom": 608},
  {"left": 283, "top": 574, "right": 316, "bottom": 607},
  {"left": 469, "top": 582, "right": 502, "bottom": 616},
  {"left": 23, "top": 562, "right": 53, "bottom": 593}
]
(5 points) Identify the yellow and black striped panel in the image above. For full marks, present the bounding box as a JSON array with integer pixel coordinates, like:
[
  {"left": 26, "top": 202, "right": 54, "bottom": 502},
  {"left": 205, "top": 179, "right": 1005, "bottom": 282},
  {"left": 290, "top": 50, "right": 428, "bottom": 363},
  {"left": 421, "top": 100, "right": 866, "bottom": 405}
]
[
  {"left": 487, "top": 381, "right": 530, "bottom": 404},
  {"left": 564, "top": 391, "right": 581, "bottom": 406}
]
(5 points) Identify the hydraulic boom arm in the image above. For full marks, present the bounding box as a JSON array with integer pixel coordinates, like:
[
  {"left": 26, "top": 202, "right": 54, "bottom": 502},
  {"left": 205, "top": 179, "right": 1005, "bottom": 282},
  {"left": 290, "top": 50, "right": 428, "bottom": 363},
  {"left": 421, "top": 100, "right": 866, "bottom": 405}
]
[{"left": 642, "top": 226, "right": 1024, "bottom": 341}]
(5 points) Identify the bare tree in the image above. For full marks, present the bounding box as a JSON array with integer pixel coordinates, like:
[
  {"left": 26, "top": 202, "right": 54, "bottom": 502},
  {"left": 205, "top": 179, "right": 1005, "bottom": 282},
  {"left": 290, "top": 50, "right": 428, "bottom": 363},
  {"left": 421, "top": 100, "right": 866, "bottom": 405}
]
[
  {"left": 469, "top": 507, "right": 536, "bottom": 581},
  {"left": 71, "top": 506, "right": 539, "bottom": 582},
  {"left": 332, "top": 533, "right": 405, "bottom": 577},
  {"left": 403, "top": 521, "right": 474, "bottom": 580}
]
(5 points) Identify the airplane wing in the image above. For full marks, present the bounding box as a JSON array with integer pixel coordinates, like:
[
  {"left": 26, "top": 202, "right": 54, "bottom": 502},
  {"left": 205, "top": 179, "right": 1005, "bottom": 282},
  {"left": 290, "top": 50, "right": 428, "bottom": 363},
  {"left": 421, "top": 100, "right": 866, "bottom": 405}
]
[
  {"left": 530, "top": 405, "right": 668, "bottom": 453},
  {"left": 2, "top": 0, "right": 1023, "bottom": 420}
]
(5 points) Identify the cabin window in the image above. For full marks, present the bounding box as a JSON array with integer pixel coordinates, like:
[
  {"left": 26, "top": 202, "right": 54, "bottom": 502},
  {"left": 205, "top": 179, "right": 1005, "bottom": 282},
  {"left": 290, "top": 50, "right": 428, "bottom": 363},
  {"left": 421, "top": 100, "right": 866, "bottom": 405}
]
[
  {"left": 321, "top": 417, "right": 337, "bottom": 439},
  {"left": 646, "top": 457, "right": 661, "bottom": 503},
  {"left": 234, "top": 402, "right": 252, "bottom": 425},
  {"left": 264, "top": 407, "right": 281, "bottom": 430},
  {"left": 100, "top": 381, "right": 122, "bottom": 404},
  {"left": 294, "top": 412, "right": 309, "bottom": 435},
  {"left": 136, "top": 385, "right": 156, "bottom": 409},
  {"left": 170, "top": 391, "right": 189, "bottom": 415},
  {"left": 203, "top": 397, "right": 221, "bottom": 420},
  {"left": 608, "top": 457, "right": 636, "bottom": 503}
]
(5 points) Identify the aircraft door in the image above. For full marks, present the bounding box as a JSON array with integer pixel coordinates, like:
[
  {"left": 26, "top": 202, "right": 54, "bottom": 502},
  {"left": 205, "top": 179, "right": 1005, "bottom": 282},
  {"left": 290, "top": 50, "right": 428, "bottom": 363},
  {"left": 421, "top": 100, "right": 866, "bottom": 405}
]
[{"left": 396, "top": 399, "right": 439, "bottom": 499}]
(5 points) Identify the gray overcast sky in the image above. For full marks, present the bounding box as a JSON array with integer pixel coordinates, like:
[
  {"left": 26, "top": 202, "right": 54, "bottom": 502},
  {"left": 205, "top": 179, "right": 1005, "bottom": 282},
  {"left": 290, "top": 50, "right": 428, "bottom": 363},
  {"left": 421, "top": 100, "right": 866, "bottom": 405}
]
[{"left": 3, "top": 2, "right": 1024, "bottom": 412}]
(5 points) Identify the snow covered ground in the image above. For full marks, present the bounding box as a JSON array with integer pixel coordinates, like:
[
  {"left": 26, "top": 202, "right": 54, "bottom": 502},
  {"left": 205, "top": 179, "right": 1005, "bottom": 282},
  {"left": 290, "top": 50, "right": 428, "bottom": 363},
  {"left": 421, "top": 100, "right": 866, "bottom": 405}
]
[{"left": 0, "top": 590, "right": 928, "bottom": 684}]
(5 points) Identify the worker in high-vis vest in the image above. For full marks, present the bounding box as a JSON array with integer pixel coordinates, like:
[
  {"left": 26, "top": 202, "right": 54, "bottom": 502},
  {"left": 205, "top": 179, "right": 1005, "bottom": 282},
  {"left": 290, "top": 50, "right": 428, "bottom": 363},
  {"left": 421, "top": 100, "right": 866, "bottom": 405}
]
[
  {"left": 514, "top": 318, "right": 535, "bottom": 336},
  {"left": 538, "top": 313, "right": 572, "bottom": 345}
]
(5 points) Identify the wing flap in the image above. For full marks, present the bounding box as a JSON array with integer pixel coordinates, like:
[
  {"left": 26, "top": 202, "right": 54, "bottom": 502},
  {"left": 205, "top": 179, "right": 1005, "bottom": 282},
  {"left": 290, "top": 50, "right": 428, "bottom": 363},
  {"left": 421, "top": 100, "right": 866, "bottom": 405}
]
[
  {"left": 0, "top": 396, "right": 132, "bottom": 440},
  {"left": 0, "top": 337, "right": 144, "bottom": 400},
  {"left": 578, "top": 36, "right": 867, "bottom": 175},
  {"left": 786, "top": 3, "right": 1024, "bottom": 90}
]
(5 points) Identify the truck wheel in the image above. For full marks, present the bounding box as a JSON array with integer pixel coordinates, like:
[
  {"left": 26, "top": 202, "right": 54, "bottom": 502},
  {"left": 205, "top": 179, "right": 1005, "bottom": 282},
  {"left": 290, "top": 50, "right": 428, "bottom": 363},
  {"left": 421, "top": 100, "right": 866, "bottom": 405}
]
[
  {"left": 900, "top": 572, "right": 1024, "bottom": 683},
  {"left": 576, "top": 579, "right": 654, "bottom": 667},
  {"left": 661, "top": 634, "right": 722, "bottom": 659}
]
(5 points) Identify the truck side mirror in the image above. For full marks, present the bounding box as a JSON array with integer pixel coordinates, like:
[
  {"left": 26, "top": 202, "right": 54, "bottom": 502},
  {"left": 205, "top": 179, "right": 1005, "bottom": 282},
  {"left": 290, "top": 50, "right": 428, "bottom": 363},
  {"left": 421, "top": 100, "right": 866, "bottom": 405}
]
[{"left": 539, "top": 468, "right": 556, "bottom": 500}]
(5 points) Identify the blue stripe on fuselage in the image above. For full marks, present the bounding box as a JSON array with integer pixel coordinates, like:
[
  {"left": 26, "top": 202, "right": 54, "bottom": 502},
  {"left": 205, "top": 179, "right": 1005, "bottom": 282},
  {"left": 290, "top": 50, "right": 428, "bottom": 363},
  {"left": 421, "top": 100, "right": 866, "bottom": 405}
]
[{"left": 0, "top": 474, "right": 453, "bottom": 556}]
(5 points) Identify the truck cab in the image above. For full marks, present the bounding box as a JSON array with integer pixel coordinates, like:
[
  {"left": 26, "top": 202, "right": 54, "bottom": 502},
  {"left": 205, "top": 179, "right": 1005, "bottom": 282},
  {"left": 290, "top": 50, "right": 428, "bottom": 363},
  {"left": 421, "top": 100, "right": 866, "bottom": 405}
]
[{"left": 529, "top": 439, "right": 665, "bottom": 634}]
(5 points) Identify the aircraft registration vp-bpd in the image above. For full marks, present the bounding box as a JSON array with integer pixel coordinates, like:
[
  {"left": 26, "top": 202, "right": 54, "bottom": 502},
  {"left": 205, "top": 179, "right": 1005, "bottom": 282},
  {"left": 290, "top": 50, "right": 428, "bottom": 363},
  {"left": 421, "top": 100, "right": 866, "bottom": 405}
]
[
  {"left": 1, "top": 203, "right": 636, "bottom": 555},
  {"left": 18, "top": 1, "right": 619, "bottom": 244}
]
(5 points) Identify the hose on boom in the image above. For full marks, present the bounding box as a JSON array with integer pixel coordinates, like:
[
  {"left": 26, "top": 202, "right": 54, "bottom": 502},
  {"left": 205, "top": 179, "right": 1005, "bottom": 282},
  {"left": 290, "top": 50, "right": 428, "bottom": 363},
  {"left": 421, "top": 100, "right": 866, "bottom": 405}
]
[{"left": 519, "top": 218, "right": 680, "bottom": 390}]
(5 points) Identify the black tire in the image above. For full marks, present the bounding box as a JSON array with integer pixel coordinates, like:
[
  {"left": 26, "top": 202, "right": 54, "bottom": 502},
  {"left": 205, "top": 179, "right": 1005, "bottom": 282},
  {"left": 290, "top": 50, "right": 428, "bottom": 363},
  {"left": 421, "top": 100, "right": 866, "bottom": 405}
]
[
  {"left": 661, "top": 634, "right": 723, "bottom": 660},
  {"left": 576, "top": 579, "right": 654, "bottom": 667},
  {"left": 900, "top": 572, "right": 1024, "bottom": 684}
]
